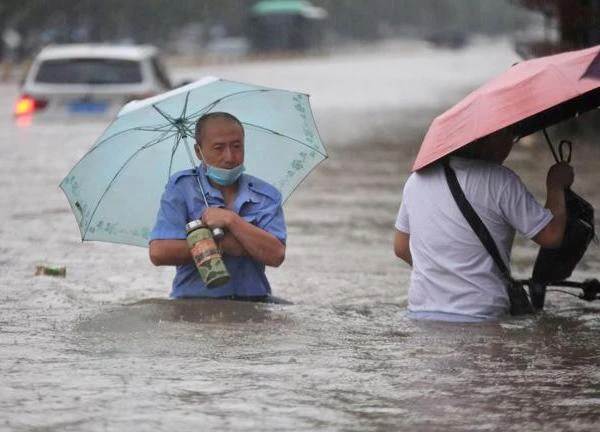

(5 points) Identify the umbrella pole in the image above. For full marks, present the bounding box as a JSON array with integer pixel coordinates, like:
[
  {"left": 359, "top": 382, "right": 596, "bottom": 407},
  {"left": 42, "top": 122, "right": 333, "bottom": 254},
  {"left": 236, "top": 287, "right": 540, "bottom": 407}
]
[
  {"left": 183, "top": 138, "right": 225, "bottom": 239},
  {"left": 542, "top": 128, "right": 560, "bottom": 163},
  {"left": 182, "top": 138, "right": 211, "bottom": 209}
]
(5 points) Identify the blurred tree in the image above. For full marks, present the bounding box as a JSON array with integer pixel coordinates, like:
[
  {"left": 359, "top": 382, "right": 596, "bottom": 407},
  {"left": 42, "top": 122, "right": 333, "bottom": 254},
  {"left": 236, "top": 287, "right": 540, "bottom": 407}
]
[
  {"left": 0, "top": 0, "right": 545, "bottom": 59},
  {"left": 510, "top": 0, "right": 600, "bottom": 49}
]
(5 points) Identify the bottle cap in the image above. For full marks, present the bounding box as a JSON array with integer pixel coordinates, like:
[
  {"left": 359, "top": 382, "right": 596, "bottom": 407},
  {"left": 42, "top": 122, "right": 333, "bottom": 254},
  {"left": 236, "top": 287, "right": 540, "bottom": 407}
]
[{"left": 185, "top": 219, "right": 205, "bottom": 233}]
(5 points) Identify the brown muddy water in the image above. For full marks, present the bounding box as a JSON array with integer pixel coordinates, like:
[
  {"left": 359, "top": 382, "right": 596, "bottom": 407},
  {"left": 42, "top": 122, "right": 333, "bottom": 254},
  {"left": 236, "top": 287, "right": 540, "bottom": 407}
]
[{"left": 1, "top": 40, "right": 600, "bottom": 431}]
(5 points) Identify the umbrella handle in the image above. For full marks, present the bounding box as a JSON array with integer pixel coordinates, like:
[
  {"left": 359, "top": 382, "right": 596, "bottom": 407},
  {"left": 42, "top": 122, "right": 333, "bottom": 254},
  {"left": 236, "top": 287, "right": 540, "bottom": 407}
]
[
  {"left": 212, "top": 227, "right": 225, "bottom": 240},
  {"left": 542, "top": 130, "right": 574, "bottom": 164},
  {"left": 558, "top": 140, "right": 572, "bottom": 163}
]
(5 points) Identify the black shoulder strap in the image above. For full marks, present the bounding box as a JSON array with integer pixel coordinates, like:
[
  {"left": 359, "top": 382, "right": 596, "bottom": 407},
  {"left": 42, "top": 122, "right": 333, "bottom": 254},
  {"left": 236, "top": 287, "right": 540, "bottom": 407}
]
[{"left": 442, "top": 158, "right": 512, "bottom": 280}]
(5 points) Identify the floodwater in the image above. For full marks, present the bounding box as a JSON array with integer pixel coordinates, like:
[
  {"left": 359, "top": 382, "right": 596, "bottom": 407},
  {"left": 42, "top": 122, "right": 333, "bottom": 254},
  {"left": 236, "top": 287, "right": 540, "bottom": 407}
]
[{"left": 1, "top": 37, "right": 599, "bottom": 431}]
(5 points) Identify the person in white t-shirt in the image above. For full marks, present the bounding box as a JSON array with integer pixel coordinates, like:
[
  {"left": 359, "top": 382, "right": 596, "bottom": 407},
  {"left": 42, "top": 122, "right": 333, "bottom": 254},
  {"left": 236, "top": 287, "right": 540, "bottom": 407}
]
[{"left": 394, "top": 130, "right": 574, "bottom": 321}]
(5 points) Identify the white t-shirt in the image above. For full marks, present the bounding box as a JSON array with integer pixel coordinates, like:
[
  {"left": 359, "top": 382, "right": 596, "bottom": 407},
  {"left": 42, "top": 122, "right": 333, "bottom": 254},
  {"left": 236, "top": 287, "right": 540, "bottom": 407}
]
[{"left": 395, "top": 157, "right": 553, "bottom": 320}]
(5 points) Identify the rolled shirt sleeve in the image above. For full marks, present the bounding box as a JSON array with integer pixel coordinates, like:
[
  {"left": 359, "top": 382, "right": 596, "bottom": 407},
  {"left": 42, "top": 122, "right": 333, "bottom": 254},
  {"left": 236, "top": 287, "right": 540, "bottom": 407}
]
[
  {"left": 499, "top": 171, "right": 553, "bottom": 240},
  {"left": 149, "top": 178, "right": 189, "bottom": 241},
  {"left": 395, "top": 175, "right": 412, "bottom": 233},
  {"left": 253, "top": 189, "right": 287, "bottom": 245}
]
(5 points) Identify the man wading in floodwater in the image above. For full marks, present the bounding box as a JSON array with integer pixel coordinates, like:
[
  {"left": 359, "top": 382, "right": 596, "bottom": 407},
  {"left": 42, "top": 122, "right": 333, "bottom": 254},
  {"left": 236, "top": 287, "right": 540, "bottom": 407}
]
[
  {"left": 148, "top": 112, "right": 287, "bottom": 301},
  {"left": 393, "top": 130, "right": 574, "bottom": 322}
]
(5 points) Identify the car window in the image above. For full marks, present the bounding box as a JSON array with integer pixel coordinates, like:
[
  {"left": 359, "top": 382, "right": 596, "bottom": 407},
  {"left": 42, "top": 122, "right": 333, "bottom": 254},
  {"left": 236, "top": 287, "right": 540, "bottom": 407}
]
[
  {"left": 34, "top": 58, "right": 143, "bottom": 84},
  {"left": 151, "top": 56, "right": 172, "bottom": 89}
]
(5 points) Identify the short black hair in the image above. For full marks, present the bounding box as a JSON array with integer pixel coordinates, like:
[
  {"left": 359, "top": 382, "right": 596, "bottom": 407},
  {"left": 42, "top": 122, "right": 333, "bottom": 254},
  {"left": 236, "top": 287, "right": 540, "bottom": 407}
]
[{"left": 194, "top": 112, "right": 243, "bottom": 146}]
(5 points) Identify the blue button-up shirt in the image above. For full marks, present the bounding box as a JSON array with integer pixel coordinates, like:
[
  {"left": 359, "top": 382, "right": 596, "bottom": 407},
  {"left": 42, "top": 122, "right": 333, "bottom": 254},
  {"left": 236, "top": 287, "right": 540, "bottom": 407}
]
[{"left": 149, "top": 166, "right": 287, "bottom": 299}]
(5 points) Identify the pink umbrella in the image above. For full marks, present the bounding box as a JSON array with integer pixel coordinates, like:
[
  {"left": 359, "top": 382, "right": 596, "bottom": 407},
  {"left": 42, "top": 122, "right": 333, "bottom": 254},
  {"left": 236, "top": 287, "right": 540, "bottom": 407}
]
[{"left": 412, "top": 44, "right": 600, "bottom": 171}]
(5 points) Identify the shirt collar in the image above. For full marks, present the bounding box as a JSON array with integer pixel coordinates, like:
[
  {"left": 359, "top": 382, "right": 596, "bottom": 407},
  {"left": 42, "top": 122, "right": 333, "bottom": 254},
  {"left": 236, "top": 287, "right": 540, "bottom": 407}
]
[
  {"left": 195, "top": 164, "right": 221, "bottom": 200},
  {"left": 238, "top": 175, "right": 261, "bottom": 204},
  {"left": 195, "top": 164, "right": 260, "bottom": 206}
]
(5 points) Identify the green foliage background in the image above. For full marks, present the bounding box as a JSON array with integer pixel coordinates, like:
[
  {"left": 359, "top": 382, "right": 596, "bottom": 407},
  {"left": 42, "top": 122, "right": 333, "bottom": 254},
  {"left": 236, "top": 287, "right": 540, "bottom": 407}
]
[{"left": 1, "top": 0, "right": 532, "bottom": 47}]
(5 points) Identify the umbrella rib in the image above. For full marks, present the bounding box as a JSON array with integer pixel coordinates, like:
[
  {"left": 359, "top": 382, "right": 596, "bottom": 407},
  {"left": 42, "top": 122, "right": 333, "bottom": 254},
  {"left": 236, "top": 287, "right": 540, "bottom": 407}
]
[
  {"left": 136, "top": 125, "right": 174, "bottom": 132},
  {"left": 242, "top": 122, "right": 327, "bottom": 157},
  {"left": 140, "top": 130, "right": 180, "bottom": 150},
  {"left": 180, "top": 122, "right": 195, "bottom": 139},
  {"left": 153, "top": 104, "right": 179, "bottom": 125},
  {"left": 152, "top": 102, "right": 196, "bottom": 143},
  {"left": 181, "top": 90, "right": 191, "bottom": 119},
  {"left": 89, "top": 124, "right": 175, "bottom": 152},
  {"left": 168, "top": 133, "right": 185, "bottom": 178},
  {"left": 82, "top": 129, "right": 179, "bottom": 236}
]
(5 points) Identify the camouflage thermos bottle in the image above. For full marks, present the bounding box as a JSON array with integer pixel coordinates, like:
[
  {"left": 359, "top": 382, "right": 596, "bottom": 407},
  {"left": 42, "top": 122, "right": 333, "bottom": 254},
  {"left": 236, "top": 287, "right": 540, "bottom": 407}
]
[{"left": 185, "top": 219, "right": 230, "bottom": 288}]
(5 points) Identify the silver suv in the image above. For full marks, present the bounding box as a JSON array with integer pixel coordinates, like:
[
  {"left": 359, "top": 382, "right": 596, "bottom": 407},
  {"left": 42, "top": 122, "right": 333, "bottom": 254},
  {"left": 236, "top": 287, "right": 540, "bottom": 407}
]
[{"left": 14, "top": 44, "right": 173, "bottom": 120}]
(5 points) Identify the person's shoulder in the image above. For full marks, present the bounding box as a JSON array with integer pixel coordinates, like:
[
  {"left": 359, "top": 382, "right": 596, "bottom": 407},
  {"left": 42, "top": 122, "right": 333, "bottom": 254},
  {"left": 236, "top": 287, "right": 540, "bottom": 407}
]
[
  {"left": 473, "top": 161, "right": 527, "bottom": 199},
  {"left": 488, "top": 162, "right": 520, "bottom": 183},
  {"left": 409, "top": 162, "right": 442, "bottom": 185},
  {"left": 403, "top": 171, "right": 418, "bottom": 188},
  {"left": 168, "top": 168, "right": 197, "bottom": 185},
  {"left": 160, "top": 169, "right": 197, "bottom": 198},
  {"left": 454, "top": 157, "right": 518, "bottom": 180},
  {"left": 244, "top": 174, "right": 282, "bottom": 203},
  {"left": 401, "top": 167, "right": 433, "bottom": 200}
]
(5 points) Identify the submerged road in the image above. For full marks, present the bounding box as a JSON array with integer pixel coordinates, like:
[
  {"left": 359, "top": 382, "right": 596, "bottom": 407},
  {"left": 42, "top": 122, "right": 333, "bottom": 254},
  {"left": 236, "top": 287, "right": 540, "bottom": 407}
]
[{"left": 1, "top": 37, "right": 599, "bottom": 431}]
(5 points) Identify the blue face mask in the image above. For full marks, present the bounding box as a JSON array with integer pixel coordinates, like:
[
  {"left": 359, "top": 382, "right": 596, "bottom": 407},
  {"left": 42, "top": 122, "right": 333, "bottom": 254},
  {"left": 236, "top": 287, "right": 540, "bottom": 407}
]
[{"left": 205, "top": 163, "right": 245, "bottom": 186}]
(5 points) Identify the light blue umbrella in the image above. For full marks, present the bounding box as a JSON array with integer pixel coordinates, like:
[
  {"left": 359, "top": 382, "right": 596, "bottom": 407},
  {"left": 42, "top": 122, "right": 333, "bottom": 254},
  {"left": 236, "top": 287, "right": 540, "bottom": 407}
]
[{"left": 60, "top": 76, "right": 327, "bottom": 247}]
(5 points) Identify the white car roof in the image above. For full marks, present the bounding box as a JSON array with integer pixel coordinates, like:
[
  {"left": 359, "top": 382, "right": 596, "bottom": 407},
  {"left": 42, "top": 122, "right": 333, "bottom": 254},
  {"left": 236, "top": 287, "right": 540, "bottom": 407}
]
[{"left": 35, "top": 44, "right": 159, "bottom": 61}]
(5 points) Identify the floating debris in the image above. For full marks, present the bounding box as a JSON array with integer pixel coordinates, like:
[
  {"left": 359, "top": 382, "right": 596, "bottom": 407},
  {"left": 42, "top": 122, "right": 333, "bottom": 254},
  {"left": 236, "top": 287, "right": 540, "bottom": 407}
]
[{"left": 35, "top": 264, "right": 66, "bottom": 277}]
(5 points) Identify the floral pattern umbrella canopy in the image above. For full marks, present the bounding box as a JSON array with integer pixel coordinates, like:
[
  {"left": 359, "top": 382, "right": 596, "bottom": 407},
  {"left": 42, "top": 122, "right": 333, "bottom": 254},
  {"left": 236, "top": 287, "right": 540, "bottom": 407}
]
[{"left": 60, "top": 76, "right": 327, "bottom": 247}]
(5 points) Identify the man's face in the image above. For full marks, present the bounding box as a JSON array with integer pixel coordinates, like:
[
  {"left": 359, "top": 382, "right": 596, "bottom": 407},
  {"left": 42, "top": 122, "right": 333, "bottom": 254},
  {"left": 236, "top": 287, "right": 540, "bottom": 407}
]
[{"left": 195, "top": 118, "right": 244, "bottom": 168}]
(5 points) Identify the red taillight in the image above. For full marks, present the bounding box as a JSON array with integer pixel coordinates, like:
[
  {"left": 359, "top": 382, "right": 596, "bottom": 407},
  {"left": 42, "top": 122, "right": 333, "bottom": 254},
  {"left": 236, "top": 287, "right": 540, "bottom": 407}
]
[{"left": 14, "top": 95, "right": 48, "bottom": 116}]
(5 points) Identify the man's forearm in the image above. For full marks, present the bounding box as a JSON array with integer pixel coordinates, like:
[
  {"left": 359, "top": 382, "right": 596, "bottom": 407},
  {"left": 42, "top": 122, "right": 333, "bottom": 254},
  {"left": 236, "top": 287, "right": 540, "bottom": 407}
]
[
  {"left": 227, "top": 216, "right": 285, "bottom": 267},
  {"left": 394, "top": 230, "right": 412, "bottom": 266},
  {"left": 218, "top": 234, "right": 247, "bottom": 256},
  {"left": 546, "top": 186, "right": 567, "bottom": 229},
  {"left": 537, "top": 161, "right": 574, "bottom": 248},
  {"left": 149, "top": 239, "right": 193, "bottom": 266},
  {"left": 537, "top": 187, "right": 568, "bottom": 248}
]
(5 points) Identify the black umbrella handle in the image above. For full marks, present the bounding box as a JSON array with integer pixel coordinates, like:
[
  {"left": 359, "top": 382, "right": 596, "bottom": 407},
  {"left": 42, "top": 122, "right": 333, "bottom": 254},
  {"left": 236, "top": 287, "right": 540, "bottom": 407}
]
[
  {"left": 558, "top": 140, "right": 572, "bottom": 163},
  {"left": 542, "top": 129, "right": 573, "bottom": 164}
]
